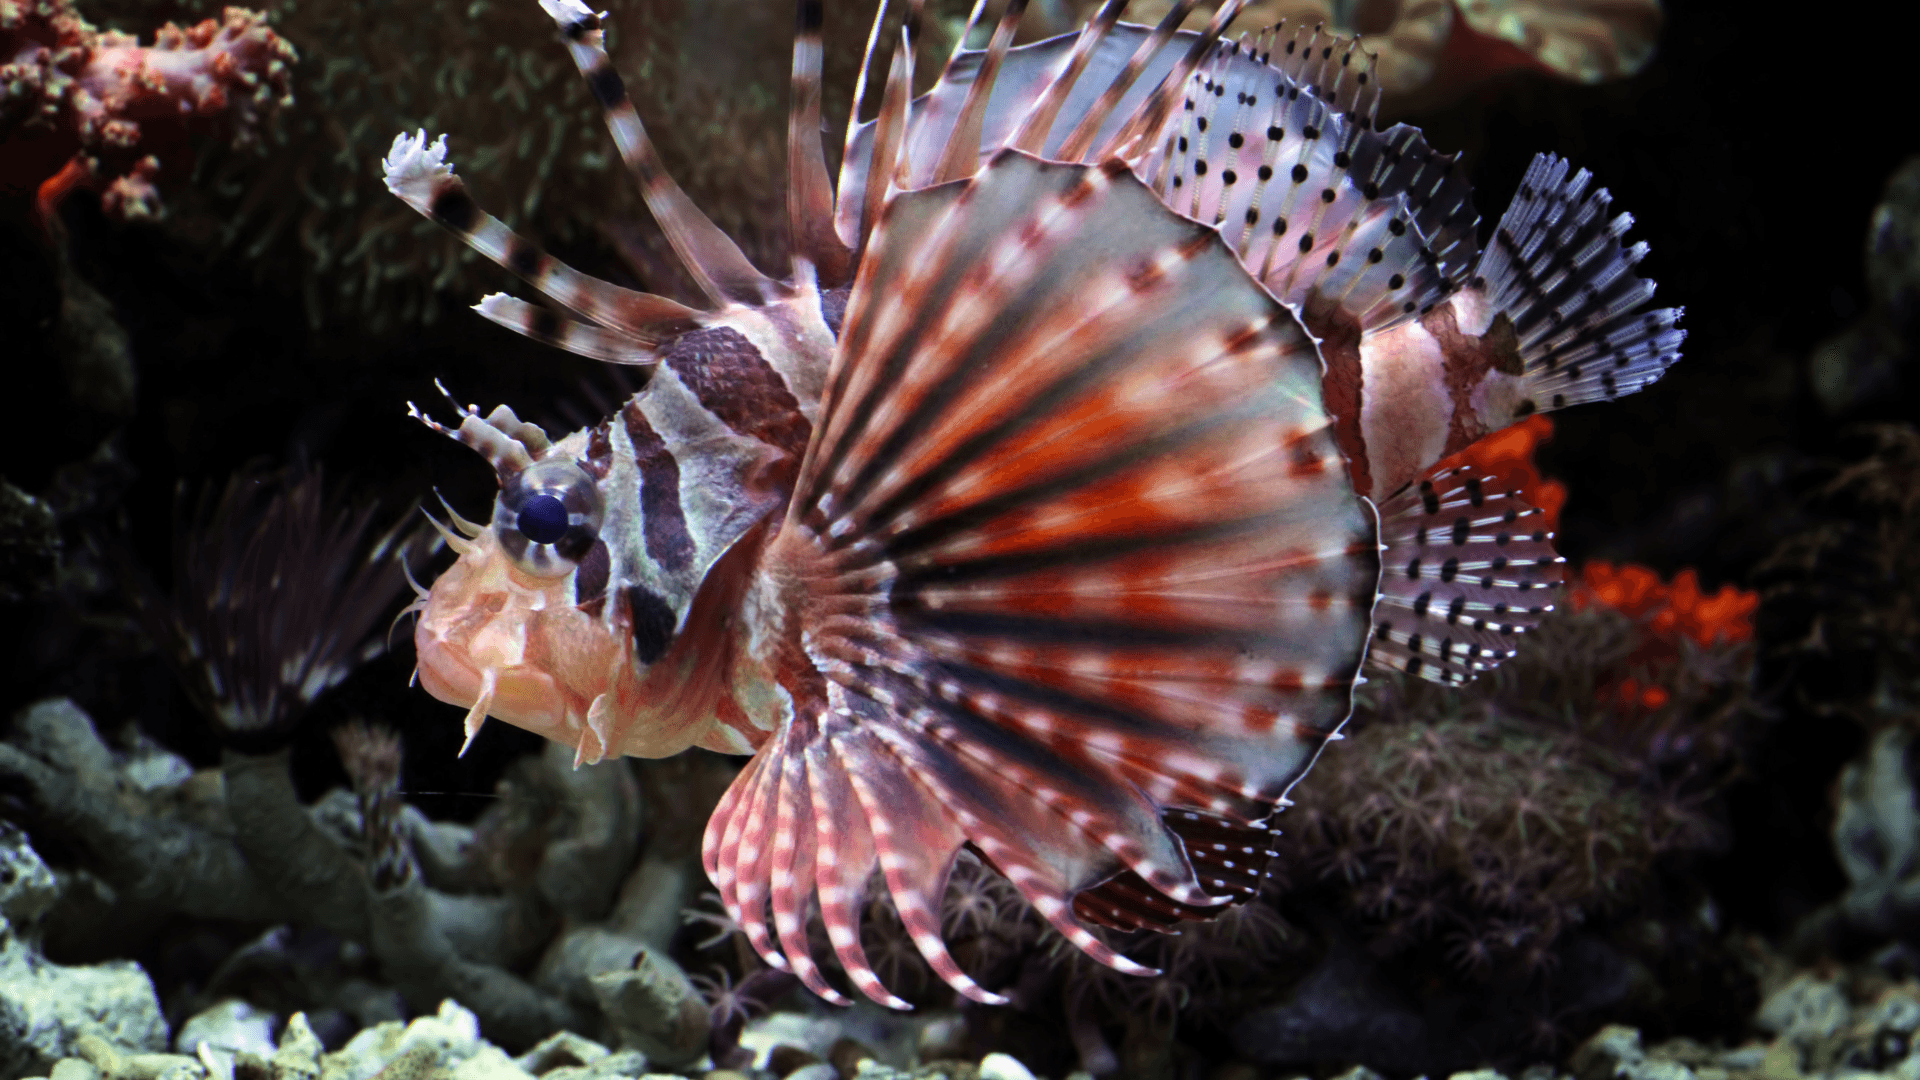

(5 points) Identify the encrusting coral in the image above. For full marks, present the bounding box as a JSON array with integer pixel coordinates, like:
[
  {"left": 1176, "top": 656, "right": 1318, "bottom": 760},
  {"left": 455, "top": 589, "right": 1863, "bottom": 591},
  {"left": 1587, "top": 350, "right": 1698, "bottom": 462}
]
[{"left": 0, "top": 0, "right": 295, "bottom": 221}]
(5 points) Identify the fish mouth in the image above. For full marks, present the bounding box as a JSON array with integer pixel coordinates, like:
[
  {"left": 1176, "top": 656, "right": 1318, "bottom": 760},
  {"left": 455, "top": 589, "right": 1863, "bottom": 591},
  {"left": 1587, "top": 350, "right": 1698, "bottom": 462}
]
[{"left": 413, "top": 630, "right": 573, "bottom": 744}]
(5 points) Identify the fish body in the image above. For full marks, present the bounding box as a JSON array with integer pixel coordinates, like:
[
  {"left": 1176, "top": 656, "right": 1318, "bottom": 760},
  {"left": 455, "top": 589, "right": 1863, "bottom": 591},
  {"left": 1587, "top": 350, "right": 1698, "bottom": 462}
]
[{"left": 384, "top": 0, "right": 1680, "bottom": 1007}]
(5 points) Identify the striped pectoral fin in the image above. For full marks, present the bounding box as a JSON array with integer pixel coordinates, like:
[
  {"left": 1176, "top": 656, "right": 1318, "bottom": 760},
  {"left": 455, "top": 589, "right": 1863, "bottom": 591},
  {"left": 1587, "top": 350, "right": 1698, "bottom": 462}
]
[
  {"left": 1366, "top": 465, "right": 1566, "bottom": 685},
  {"left": 381, "top": 131, "right": 701, "bottom": 342},
  {"left": 1466, "top": 153, "right": 1684, "bottom": 425},
  {"left": 742, "top": 150, "right": 1376, "bottom": 1001}
]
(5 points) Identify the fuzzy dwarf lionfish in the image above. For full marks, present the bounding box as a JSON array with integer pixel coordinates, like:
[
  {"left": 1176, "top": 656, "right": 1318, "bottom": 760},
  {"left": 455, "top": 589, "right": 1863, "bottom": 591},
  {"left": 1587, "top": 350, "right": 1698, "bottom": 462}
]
[{"left": 382, "top": 0, "right": 1682, "bottom": 1007}]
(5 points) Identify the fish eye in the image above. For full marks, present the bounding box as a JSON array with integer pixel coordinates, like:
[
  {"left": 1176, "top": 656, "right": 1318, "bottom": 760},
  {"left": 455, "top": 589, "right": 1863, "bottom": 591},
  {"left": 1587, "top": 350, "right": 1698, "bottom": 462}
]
[{"left": 494, "top": 458, "right": 603, "bottom": 577}]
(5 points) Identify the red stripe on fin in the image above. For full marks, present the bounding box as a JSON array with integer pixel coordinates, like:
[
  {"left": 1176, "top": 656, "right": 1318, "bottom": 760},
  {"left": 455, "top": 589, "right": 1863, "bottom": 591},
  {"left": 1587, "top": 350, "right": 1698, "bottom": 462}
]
[{"left": 1366, "top": 464, "right": 1565, "bottom": 685}]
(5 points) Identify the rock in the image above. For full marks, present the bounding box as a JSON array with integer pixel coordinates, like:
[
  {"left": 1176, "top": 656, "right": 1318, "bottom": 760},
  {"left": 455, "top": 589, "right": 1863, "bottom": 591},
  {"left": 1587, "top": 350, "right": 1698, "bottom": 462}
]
[
  {"left": 784, "top": 1067, "right": 839, "bottom": 1080},
  {"left": 913, "top": 1017, "right": 967, "bottom": 1064},
  {"left": 1327, "top": 1069, "right": 1385, "bottom": 1080},
  {"left": 975, "top": 1057, "right": 1034, "bottom": 1080},
  {"left": 1755, "top": 976, "right": 1850, "bottom": 1046},
  {"left": 0, "top": 477, "right": 60, "bottom": 604},
  {"left": 512, "top": 1034, "right": 609, "bottom": 1076},
  {"left": 175, "top": 1002, "right": 277, "bottom": 1061},
  {"left": 1229, "top": 946, "right": 1431, "bottom": 1071},
  {"left": 317, "top": 1001, "right": 518, "bottom": 1080},
  {"left": 0, "top": 821, "right": 60, "bottom": 926},
  {"left": 0, "top": 827, "right": 170, "bottom": 1080},
  {"left": 766, "top": 1047, "right": 822, "bottom": 1077},
  {"left": 587, "top": 952, "right": 708, "bottom": 1069},
  {"left": 1572, "top": 1025, "right": 1646, "bottom": 1080}
]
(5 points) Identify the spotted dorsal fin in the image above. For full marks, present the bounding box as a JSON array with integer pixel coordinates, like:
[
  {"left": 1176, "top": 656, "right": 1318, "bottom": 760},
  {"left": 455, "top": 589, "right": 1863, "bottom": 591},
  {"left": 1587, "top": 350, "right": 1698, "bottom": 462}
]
[{"left": 706, "top": 150, "right": 1378, "bottom": 1008}]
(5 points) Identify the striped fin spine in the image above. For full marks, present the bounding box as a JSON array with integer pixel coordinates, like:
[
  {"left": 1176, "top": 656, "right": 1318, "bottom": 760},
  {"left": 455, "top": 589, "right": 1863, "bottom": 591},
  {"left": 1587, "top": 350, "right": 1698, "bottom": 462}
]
[
  {"left": 381, "top": 132, "right": 695, "bottom": 359},
  {"left": 1366, "top": 465, "right": 1563, "bottom": 684},
  {"left": 536, "top": 0, "right": 781, "bottom": 308},
  {"left": 788, "top": 0, "right": 852, "bottom": 286},
  {"left": 1460, "top": 153, "right": 1685, "bottom": 421},
  {"left": 928, "top": 0, "right": 1029, "bottom": 185},
  {"left": 709, "top": 151, "right": 1378, "bottom": 1007}
]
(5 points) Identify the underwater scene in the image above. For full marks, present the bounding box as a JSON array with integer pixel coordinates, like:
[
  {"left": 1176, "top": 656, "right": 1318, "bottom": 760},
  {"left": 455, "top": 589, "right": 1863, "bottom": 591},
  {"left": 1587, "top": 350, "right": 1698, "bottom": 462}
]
[{"left": 1, "top": 0, "right": 1915, "bottom": 1078}]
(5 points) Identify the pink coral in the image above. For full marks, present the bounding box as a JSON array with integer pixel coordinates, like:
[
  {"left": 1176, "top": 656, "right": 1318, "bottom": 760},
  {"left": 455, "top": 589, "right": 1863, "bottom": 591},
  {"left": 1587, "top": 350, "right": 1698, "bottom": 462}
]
[{"left": 0, "top": 0, "right": 295, "bottom": 221}]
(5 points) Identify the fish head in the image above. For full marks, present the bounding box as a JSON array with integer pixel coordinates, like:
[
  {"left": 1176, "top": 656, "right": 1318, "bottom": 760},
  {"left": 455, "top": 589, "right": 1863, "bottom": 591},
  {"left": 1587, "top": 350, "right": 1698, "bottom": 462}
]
[{"left": 410, "top": 401, "right": 632, "bottom": 762}]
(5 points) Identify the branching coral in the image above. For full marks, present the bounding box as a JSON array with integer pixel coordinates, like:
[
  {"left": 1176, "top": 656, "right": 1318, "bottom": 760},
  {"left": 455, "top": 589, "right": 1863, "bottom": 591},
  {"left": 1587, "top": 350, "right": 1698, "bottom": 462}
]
[{"left": 0, "top": 0, "right": 294, "bottom": 221}]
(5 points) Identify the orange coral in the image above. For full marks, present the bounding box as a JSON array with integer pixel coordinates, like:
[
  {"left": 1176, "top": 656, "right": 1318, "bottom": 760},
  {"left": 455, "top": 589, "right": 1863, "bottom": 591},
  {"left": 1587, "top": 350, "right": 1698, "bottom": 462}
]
[
  {"left": 1570, "top": 561, "right": 1759, "bottom": 649},
  {"left": 1434, "top": 415, "right": 1568, "bottom": 528}
]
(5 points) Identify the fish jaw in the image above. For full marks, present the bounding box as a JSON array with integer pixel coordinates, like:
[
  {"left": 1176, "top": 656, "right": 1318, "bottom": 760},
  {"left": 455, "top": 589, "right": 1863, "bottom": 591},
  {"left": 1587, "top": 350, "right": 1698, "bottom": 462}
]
[{"left": 412, "top": 528, "right": 623, "bottom": 759}]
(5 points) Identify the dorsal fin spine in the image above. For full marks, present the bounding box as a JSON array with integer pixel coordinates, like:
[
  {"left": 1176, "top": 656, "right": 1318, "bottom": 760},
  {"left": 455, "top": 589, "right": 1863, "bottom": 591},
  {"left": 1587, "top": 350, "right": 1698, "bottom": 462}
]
[
  {"left": 1005, "top": 0, "right": 1129, "bottom": 155},
  {"left": 536, "top": 0, "right": 779, "bottom": 307},
  {"left": 788, "top": 0, "right": 853, "bottom": 285},
  {"left": 929, "top": 0, "right": 1031, "bottom": 185},
  {"left": 1097, "top": 0, "right": 1249, "bottom": 163},
  {"left": 1054, "top": 0, "right": 1203, "bottom": 162}
]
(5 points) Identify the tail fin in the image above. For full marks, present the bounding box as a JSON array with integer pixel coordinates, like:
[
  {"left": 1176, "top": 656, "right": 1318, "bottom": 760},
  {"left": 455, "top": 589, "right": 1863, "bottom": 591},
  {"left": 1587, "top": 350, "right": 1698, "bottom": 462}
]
[
  {"left": 707, "top": 150, "right": 1377, "bottom": 1007},
  {"left": 1470, "top": 153, "right": 1685, "bottom": 420}
]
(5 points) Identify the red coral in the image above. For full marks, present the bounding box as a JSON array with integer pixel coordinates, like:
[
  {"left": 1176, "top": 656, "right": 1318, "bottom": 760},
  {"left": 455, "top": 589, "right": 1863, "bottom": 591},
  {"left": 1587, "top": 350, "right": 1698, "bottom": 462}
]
[
  {"left": 1433, "top": 414, "right": 1568, "bottom": 528},
  {"left": 0, "top": 0, "right": 296, "bottom": 221}
]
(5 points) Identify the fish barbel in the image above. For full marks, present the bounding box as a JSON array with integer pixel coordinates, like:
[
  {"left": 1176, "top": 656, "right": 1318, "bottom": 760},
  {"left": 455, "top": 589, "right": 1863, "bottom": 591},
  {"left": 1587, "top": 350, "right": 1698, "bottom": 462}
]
[{"left": 380, "top": 0, "right": 1681, "bottom": 1007}]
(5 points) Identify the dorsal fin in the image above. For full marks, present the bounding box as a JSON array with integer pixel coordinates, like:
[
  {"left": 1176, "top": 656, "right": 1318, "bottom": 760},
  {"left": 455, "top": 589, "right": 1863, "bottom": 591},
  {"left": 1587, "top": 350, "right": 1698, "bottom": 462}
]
[
  {"left": 929, "top": 0, "right": 1031, "bottom": 185},
  {"left": 1005, "top": 0, "right": 1128, "bottom": 155},
  {"left": 536, "top": 0, "right": 781, "bottom": 308},
  {"left": 1268, "top": 22, "right": 1381, "bottom": 132},
  {"left": 787, "top": 0, "right": 853, "bottom": 286}
]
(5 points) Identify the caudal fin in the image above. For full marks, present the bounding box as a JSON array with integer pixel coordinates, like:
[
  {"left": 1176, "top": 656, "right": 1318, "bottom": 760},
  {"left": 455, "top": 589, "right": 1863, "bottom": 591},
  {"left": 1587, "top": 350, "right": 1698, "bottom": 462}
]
[{"left": 1472, "top": 153, "right": 1685, "bottom": 420}]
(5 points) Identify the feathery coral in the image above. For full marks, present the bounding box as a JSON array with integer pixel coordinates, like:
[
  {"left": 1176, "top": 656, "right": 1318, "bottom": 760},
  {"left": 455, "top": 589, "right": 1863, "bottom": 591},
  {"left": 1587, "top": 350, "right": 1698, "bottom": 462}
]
[{"left": 0, "top": 0, "right": 295, "bottom": 220}]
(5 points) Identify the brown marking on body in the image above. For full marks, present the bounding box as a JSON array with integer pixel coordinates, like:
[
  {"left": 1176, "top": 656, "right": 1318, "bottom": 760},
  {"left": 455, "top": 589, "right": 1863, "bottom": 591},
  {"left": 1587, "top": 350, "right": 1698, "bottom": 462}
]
[
  {"left": 1301, "top": 290, "right": 1371, "bottom": 497},
  {"left": 1420, "top": 302, "right": 1524, "bottom": 460}
]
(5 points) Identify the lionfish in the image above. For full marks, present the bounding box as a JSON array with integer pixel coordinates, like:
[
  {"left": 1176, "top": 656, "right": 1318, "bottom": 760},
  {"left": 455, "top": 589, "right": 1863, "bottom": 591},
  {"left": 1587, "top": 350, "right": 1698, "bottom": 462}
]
[{"left": 382, "top": 0, "right": 1681, "bottom": 1007}]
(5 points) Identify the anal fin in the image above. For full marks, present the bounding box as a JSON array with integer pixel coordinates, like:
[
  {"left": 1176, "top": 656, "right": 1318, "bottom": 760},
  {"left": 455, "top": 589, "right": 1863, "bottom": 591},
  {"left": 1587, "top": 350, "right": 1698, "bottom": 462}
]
[{"left": 1367, "top": 464, "right": 1565, "bottom": 685}]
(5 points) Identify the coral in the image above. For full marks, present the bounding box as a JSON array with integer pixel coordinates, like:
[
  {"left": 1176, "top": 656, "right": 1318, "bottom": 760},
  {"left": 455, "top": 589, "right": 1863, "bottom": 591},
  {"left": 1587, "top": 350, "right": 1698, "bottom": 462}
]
[
  {"left": 1756, "top": 424, "right": 1920, "bottom": 726},
  {"left": 0, "top": 0, "right": 295, "bottom": 221},
  {"left": 0, "top": 692, "right": 696, "bottom": 1054}
]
